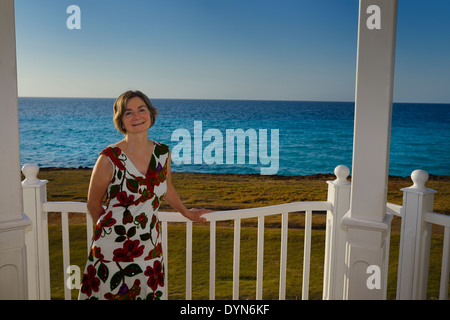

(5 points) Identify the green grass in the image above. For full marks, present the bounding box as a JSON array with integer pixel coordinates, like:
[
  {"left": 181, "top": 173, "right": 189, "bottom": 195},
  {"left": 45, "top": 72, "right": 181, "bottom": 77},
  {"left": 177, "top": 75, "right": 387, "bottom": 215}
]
[
  {"left": 48, "top": 224, "right": 89, "bottom": 300},
  {"left": 36, "top": 169, "right": 450, "bottom": 217},
  {"left": 164, "top": 223, "right": 326, "bottom": 300},
  {"left": 48, "top": 222, "right": 449, "bottom": 300}
]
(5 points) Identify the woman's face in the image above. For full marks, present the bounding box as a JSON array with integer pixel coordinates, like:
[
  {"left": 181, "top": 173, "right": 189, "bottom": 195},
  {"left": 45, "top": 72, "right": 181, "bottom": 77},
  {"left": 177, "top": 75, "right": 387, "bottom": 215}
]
[{"left": 121, "top": 97, "right": 152, "bottom": 134}]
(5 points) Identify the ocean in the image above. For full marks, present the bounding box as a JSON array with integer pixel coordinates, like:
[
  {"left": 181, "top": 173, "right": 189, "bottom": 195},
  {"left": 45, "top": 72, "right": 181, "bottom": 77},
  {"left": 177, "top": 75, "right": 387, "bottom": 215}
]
[{"left": 18, "top": 97, "right": 450, "bottom": 177}]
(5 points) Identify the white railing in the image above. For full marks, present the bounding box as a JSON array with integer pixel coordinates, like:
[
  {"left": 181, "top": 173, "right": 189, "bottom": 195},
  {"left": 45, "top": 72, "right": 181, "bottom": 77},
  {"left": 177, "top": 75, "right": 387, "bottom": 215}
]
[
  {"left": 424, "top": 211, "right": 450, "bottom": 300},
  {"left": 387, "top": 169, "right": 450, "bottom": 300},
  {"left": 159, "top": 201, "right": 331, "bottom": 300},
  {"left": 38, "top": 201, "right": 330, "bottom": 300},
  {"left": 41, "top": 201, "right": 93, "bottom": 300},
  {"left": 391, "top": 204, "right": 450, "bottom": 299},
  {"left": 21, "top": 163, "right": 449, "bottom": 300},
  {"left": 22, "top": 163, "right": 342, "bottom": 300}
]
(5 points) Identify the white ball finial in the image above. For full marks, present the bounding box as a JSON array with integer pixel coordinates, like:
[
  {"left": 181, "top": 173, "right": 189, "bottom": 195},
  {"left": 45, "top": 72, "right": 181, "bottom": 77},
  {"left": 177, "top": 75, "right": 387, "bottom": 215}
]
[
  {"left": 334, "top": 165, "right": 350, "bottom": 185},
  {"left": 22, "top": 163, "right": 41, "bottom": 185},
  {"left": 410, "top": 169, "right": 429, "bottom": 191}
]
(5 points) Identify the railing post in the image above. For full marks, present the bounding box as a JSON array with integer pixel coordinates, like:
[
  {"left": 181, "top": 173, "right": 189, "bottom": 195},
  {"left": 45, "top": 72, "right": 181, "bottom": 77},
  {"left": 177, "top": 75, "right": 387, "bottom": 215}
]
[
  {"left": 22, "top": 164, "right": 51, "bottom": 300},
  {"left": 396, "top": 169, "right": 436, "bottom": 300},
  {"left": 323, "top": 165, "right": 351, "bottom": 300}
]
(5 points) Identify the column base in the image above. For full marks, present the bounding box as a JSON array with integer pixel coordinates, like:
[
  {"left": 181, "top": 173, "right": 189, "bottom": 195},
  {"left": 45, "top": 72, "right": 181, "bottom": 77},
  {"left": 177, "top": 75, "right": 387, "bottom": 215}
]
[
  {"left": 0, "top": 213, "right": 31, "bottom": 300},
  {"left": 341, "top": 211, "right": 393, "bottom": 299}
]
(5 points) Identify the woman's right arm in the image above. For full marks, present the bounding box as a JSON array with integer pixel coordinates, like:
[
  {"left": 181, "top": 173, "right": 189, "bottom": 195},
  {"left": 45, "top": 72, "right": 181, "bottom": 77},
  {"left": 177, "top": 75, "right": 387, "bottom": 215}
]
[{"left": 87, "top": 154, "right": 113, "bottom": 223}]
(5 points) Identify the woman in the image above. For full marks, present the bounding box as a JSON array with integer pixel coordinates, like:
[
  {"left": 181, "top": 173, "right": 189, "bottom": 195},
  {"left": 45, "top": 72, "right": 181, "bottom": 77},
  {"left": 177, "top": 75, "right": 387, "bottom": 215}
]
[{"left": 79, "top": 90, "right": 210, "bottom": 300}]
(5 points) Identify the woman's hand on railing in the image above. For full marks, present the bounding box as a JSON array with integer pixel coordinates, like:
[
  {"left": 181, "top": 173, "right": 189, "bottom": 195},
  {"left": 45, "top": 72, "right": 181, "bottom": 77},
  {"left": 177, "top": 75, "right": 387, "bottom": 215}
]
[{"left": 184, "top": 208, "right": 212, "bottom": 222}]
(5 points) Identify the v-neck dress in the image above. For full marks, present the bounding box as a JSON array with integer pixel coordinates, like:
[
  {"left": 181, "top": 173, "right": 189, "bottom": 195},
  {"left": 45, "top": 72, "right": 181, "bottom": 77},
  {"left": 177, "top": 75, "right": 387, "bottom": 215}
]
[{"left": 79, "top": 140, "right": 169, "bottom": 300}]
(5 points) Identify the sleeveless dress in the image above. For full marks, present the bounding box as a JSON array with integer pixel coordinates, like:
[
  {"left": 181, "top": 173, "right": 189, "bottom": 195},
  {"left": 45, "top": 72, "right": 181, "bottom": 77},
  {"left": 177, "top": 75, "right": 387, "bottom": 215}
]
[{"left": 79, "top": 140, "right": 169, "bottom": 300}]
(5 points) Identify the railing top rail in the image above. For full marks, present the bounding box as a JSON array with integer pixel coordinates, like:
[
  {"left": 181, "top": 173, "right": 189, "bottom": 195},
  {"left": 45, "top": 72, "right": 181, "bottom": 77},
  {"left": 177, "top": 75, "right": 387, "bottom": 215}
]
[
  {"left": 42, "top": 201, "right": 88, "bottom": 214},
  {"left": 386, "top": 202, "right": 402, "bottom": 217},
  {"left": 159, "top": 201, "right": 331, "bottom": 223},
  {"left": 41, "top": 200, "right": 332, "bottom": 223},
  {"left": 425, "top": 211, "right": 450, "bottom": 228}
]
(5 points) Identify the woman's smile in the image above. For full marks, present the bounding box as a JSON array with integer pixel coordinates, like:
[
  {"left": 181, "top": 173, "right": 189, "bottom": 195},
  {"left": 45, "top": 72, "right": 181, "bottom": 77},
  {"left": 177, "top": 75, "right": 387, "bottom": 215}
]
[{"left": 132, "top": 121, "right": 146, "bottom": 127}]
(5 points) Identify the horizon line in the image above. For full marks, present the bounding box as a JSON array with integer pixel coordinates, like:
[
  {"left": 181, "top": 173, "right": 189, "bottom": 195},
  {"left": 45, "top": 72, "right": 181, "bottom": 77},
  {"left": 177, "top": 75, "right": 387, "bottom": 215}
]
[{"left": 17, "top": 96, "right": 450, "bottom": 105}]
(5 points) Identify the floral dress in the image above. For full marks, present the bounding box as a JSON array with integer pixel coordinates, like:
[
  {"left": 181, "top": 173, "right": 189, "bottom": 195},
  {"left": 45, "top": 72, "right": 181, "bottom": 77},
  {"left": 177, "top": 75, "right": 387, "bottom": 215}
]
[{"left": 79, "top": 140, "right": 169, "bottom": 300}]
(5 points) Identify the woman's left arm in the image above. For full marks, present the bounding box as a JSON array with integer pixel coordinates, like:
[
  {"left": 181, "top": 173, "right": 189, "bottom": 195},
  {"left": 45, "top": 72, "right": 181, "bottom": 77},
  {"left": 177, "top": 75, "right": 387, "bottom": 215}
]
[{"left": 163, "top": 151, "right": 210, "bottom": 222}]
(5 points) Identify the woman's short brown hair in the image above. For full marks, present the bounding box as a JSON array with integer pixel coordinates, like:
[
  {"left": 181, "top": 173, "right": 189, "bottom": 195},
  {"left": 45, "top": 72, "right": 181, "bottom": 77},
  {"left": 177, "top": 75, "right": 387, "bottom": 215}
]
[{"left": 113, "top": 90, "right": 158, "bottom": 134}]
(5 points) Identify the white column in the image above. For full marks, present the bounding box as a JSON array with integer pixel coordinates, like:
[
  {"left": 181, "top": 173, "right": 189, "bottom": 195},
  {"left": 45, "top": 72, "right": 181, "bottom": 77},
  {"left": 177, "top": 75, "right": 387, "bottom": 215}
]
[
  {"left": 396, "top": 170, "right": 435, "bottom": 300},
  {"left": 341, "top": 0, "right": 398, "bottom": 299},
  {"left": 0, "top": 0, "right": 32, "bottom": 299},
  {"left": 323, "top": 165, "right": 351, "bottom": 300}
]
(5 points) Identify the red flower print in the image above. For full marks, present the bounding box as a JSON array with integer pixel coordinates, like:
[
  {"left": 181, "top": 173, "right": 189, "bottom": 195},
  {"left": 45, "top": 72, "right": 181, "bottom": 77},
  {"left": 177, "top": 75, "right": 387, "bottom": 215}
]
[
  {"left": 156, "top": 219, "right": 160, "bottom": 235},
  {"left": 113, "top": 239, "right": 144, "bottom": 262},
  {"left": 144, "top": 243, "right": 162, "bottom": 261},
  {"left": 92, "top": 246, "right": 105, "bottom": 260},
  {"left": 104, "top": 279, "right": 141, "bottom": 300},
  {"left": 113, "top": 191, "right": 135, "bottom": 207},
  {"left": 136, "top": 176, "right": 148, "bottom": 189},
  {"left": 134, "top": 189, "right": 154, "bottom": 206},
  {"left": 146, "top": 290, "right": 164, "bottom": 300},
  {"left": 101, "top": 147, "right": 125, "bottom": 170},
  {"left": 93, "top": 211, "right": 116, "bottom": 240},
  {"left": 144, "top": 260, "right": 164, "bottom": 291},
  {"left": 80, "top": 265, "right": 100, "bottom": 297},
  {"left": 88, "top": 246, "right": 106, "bottom": 262},
  {"left": 100, "top": 211, "right": 116, "bottom": 227},
  {"left": 156, "top": 160, "right": 167, "bottom": 182},
  {"left": 122, "top": 209, "right": 133, "bottom": 225},
  {"left": 135, "top": 212, "right": 148, "bottom": 228},
  {"left": 151, "top": 196, "right": 160, "bottom": 210},
  {"left": 147, "top": 214, "right": 160, "bottom": 239}
]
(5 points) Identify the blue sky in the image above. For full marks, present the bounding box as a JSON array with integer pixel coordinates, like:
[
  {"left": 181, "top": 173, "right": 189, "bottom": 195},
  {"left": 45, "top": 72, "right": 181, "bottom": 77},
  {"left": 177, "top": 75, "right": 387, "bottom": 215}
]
[{"left": 14, "top": 0, "right": 450, "bottom": 103}]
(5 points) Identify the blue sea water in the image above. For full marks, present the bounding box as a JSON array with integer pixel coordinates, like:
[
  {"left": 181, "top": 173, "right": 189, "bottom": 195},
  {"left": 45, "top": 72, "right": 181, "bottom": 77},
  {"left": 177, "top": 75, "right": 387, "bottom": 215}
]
[{"left": 18, "top": 97, "right": 450, "bottom": 177}]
